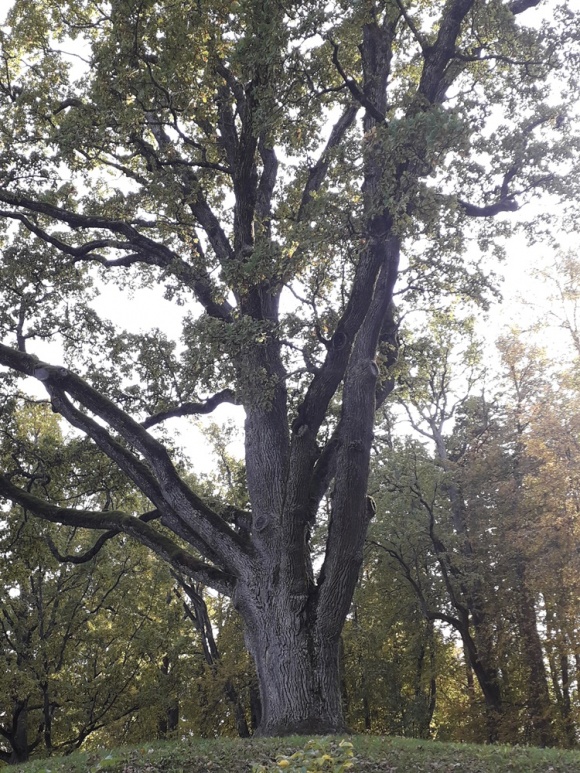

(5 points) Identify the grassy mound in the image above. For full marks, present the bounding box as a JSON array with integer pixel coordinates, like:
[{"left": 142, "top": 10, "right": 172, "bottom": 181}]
[{"left": 8, "top": 735, "right": 580, "bottom": 772}]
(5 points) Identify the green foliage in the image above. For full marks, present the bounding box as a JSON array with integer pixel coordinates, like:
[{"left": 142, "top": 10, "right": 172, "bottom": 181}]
[
  {"left": 0, "top": 505, "right": 183, "bottom": 759},
  {"left": 361, "top": 300, "right": 580, "bottom": 746},
  {"left": 0, "top": 401, "right": 204, "bottom": 760},
  {"left": 342, "top": 560, "right": 441, "bottom": 737}
]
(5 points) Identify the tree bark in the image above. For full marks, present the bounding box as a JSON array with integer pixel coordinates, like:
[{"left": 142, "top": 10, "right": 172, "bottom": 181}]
[
  {"left": 235, "top": 576, "right": 346, "bottom": 736},
  {"left": 7, "top": 701, "right": 30, "bottom": 765}
]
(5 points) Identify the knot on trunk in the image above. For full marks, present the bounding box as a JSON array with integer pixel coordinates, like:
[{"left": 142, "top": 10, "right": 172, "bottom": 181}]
[
  {"left": 254, "top": 515, "right": 268, "bottom": 532},
  {"left": 292, "top": 422, "right": 308, "bottom": 437},
  {"left": 331, "top": 329, "right": 347, "bottom": 350}
]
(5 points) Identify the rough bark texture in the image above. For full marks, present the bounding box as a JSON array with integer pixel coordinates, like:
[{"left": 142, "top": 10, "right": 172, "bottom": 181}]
[{"left": 239, "top": 586, "right": 345, "bottom": 736}]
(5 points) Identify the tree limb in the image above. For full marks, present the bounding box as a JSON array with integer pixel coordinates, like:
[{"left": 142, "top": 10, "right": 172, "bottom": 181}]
[
  {"left": 394, "top": 0, "right": 428, "bottom": 51},
  {"left": 142, "top": 389, "right": 237, "bottom": 428},
  {"left": 329, "top": 40, "right": 386, "bottom": 123},
  {"left": 0, "top": 476, "right": 234, "bottom": 594},
  {"left": 44, "top": 509, "right": 160, "bottom": 564},
  {"left": 256, "top": 138, "right": 278, "bottom": 232},
  {"left": 509, "top": 0, "right": 542, "bottom": 14},
  {"left": 46, "top": 531, "right": 119, "bottom": 564},
  {"left": 418, "top": 0, "right": 476, "bottom": 105},
  {"left": 297, "top": 103, "right": 359, "bottom": 222},
  {"left": 0, "top": 344, "right": 250, "bottom": 572},
  {"left": 458, "top": 196, "right": 519, "bottom": 217},
  {"left": 0, "top": 202, "right": 233, "bottom": 322}
]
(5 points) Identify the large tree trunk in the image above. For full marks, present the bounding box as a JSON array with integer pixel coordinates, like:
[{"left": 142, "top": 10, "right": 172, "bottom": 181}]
[{"left": 237, "top": 584, "right": 345, "bottom": 736}]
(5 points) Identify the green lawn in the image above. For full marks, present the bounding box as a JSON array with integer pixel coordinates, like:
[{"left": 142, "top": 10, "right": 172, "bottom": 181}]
[{"left": 8, "top": 735, "right": 580, "bottom": 773}]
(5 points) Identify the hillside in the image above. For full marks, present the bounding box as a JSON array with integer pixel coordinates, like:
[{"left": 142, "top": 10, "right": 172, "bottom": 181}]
[{"left": 9, "top": 735, "right": 580, "bottom": 773}]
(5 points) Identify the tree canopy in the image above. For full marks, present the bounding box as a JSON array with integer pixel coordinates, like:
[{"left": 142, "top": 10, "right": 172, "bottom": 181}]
[{"left": 0, "top": 0, "right": 579, "bottom": 737}]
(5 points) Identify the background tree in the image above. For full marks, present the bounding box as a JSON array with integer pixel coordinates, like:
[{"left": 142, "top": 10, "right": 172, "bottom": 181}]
[
  {"left": 0, "top": 401, "right": 260, "bottom": 763},
  {"left": 0, "top": 404, "right": 190, "bottom": 763},
  {"left": 341, "top": 552, "right": 441, "bottom": 738},
  {"left": 0, "top": 0, "right": 578, "bottom": 736},
  {"left": 362, "top": 303, "right": 580, "bottom": 746}
]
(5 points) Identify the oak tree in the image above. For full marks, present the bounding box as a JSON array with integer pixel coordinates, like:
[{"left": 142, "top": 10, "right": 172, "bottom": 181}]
[{"left": 0, "top": 0, "right": 578, "bottom": 735}]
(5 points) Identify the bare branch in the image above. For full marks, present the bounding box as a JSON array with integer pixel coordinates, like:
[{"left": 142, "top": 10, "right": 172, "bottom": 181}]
[
  {"left": 328, "top": 40, "right": 385, "bottom": 123},
  {"left": 142, "top": 389, "right": 237, "bottom": 428}
]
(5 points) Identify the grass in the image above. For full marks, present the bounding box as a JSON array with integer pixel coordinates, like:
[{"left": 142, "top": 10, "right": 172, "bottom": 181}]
[{"left": 7, "top": 735, "right": 580, "bottom": 773}]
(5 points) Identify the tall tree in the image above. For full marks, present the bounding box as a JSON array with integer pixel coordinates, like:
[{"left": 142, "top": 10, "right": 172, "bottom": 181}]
[
  {"left": 368, "top": 315, "right": 580, "bottom": 745},
  {"left": 499, "top": 330, "right": 580, "bottom": 746},
  {"left": 0, "top": 0, "right": 577, "bottom": 735}
]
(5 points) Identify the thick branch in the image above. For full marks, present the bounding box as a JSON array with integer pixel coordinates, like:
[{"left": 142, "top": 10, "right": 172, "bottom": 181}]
[
  {"left": 0, "top": 476, "right": 233, "bottom": 594},
  {"left": 509, "top": 0, "right": 542, "bottom": 13},
  {"left": 141, "top": 107, "right": 236, "bottom": 266},
  {"left": 459, "top": 114, "right": 556, "bottom": 217},
  {"left": 0, "top": 197, "right": 233, "bottom": 321},
  {"left": 297, "top": 103, "right": 359, "bottom": 222},
  {"left": 0, "top": 210, "right": 124, "bottom": 260},
  {"left": 458, "top": 196, "right": 519, "bottom": 217},
  {"left": 308, "top": 427, "right": 341, "bottom": 518},
  {"left": 316, "top": 237, "right": 400, "bottom": 636},
  {"left": 0, "top": 190, "right": 171, "bottom": 254},
  {"left": 329, "top": 41, "right": 385, "bottom": 123},
  {"left": 394, "top": 0, "right": 428, "bottom": 51},
  {"left": 0, "top": 344, "right": 249, "bottom": 572},
  {"left": 418, "top": 0, "right": 476, "bottom": 105},
  {"left": 308, "top": 298, "right": 398, "bottom": 511},
  {"left": 256, "top": 139, "right": 278, "bottom": 230},
  {"left": 292, "top": 230, "right": 397, "bottom": 441}
]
